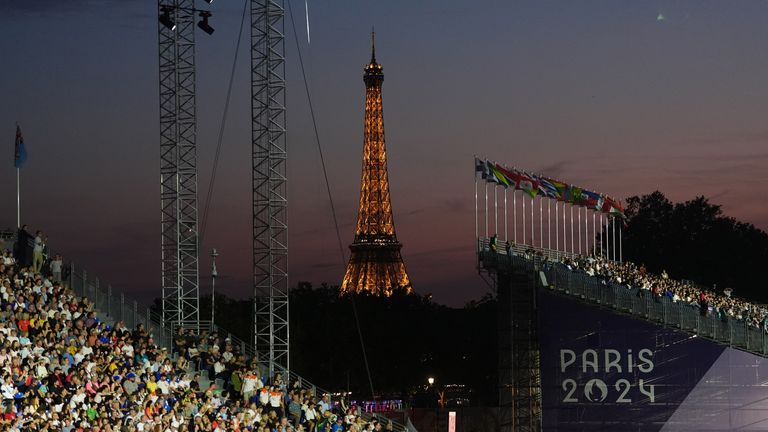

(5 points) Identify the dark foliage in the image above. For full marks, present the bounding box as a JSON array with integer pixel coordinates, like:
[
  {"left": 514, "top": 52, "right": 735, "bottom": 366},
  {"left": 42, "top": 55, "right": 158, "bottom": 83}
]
[
  {"left": 183, "top": 287, "right": 498, "bottom": 405},
  {"left": 621, "top": 191, "right": 768, "bottom": 302}
]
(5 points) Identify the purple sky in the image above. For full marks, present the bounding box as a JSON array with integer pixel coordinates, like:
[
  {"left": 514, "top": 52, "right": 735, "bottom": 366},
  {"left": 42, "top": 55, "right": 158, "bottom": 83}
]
[{"left": 1, "top": 1, "right": 767, "bottom": 307}]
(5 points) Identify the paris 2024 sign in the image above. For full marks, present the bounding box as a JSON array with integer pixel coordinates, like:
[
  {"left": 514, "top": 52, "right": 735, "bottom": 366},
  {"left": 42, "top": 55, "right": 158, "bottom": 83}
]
[{"left": 539, "top": 289, "right": 768, "bottom": 432}]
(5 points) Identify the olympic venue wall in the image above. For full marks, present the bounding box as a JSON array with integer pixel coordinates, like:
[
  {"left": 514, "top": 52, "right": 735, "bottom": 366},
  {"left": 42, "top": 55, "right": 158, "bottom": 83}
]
[{"left": 540, "top": 289, "right": 768, "bottom": 432}]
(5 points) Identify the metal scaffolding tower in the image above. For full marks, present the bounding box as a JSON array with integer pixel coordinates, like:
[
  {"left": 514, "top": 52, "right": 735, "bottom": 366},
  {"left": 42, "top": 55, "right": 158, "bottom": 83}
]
[
  {"left": 497, "top": 264, "right": 542, "bottom": 432},
  {"left": 251, "top": 0, "right": 289, "bottom": 378},
  {"left": 158, "top": 0, "right": 200, "bottom": 331}
]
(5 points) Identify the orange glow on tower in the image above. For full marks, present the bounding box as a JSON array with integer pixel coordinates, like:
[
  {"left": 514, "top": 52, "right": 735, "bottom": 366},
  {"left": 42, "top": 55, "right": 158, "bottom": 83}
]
[{"left": 340, "top": 33, "right": 413, "bottom": 296}]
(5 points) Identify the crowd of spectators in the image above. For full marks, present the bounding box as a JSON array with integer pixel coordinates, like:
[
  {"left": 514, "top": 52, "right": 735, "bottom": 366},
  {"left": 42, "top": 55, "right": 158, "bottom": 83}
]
[
  {"left": 0, "top": 227, "right": 392, "bottom": 432},
  {"left": 487, "top": 235, "right": 768, "bottom": 332},
  {"left": 551, "top": 251, "right": 768, "bottom": 331}
]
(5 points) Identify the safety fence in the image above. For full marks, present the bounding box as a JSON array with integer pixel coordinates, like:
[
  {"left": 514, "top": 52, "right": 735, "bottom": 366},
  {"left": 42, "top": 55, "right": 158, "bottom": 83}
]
[
  {"left": 479, "top": 248, "right": 768, "bottom": 358},
  {"left": 68, "top": 263, "right": 174, "bottom": 350}
]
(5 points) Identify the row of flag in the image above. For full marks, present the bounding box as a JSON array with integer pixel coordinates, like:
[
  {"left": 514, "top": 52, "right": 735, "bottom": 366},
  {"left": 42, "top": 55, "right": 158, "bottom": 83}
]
[{"left": 475, "top": 157, "right": 625, "bottom": 218}]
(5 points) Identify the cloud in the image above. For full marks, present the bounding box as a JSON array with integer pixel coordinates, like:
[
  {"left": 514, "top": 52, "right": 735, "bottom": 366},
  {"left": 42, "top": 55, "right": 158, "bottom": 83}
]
[{"left": 534, "top": 160, "right": 572, "bottom": 178}]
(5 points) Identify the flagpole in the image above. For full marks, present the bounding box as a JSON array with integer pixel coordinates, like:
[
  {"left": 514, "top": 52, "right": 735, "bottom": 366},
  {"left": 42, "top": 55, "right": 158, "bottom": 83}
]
[
  {"left": 619, "top": 219, "right": 623, "bottom": 263},
  {"left": 513, "top": 191, "right": 517, "bottom": 244},
  {"left": 555, "top": 201, "right": 559, "bottom": 257},
  {"left": 474, "top": 172, "right": 478, "bottom": 245},
  {"left": 605, "top": 216, "right": 609, "bottom": 260},
  {"left": 600, "top": 214, "right": 604, "bottom": 258},
  {"left": 577, "top": 205, "right": 582, "bottom": 255},
  {"left": 522, "top": 194, "right": 526, "bottom": 245},
  {"left": 570, "top": 205, "right": 574, "bottom": 255},
  {"left": 584, "top": 207, "right": 588, "bottom": 255},
  {"left": 592, "top": 212, "right": 596, "bottom": 257},
  {"left": 612, "top": 216, "right": 616, "bottom": 262},
  {"left": 547, "top": 199, "right": 551, "bottom": 251},
  {"left": 538, "top": 197, "right": 543, "bottom": 249},
  {"left": 484, "top": 184, "right": 488, "bottom": 239},
  {"left": 503, "top": 189, "right": 508, "bottom": 241},
  {"left": 494, "top": 186, "right": 498, "bottom": 237},
  {"left": 563, "top": 202, "right": 567, "bottom": 255},
  {"left": 16, "top": 167, "right": 20, "bottom": 228},
  {"left": 530, "top": 195, "right": 534, "bottom": 248}
]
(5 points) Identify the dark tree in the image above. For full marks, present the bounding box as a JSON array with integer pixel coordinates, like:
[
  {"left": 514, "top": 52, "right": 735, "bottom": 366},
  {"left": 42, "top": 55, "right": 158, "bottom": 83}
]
[{"left": 622, "top": 191, "right": 768, "bottom": 302}]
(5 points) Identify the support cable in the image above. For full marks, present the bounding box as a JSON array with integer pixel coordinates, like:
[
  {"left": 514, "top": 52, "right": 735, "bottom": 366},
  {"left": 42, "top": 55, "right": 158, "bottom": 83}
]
[
  {"left": 200, "top": 0, "right": 250, "bottom": 240},
  {"left": 285, "top": 0, "right": 376, "bottom": 401}
]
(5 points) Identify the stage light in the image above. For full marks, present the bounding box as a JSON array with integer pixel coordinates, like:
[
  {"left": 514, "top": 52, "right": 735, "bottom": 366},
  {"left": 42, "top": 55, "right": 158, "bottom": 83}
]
[
  {"left": 427, "top": 377, "right": 435, "bottom": 386},
  {"left": 159, "top": 8, "right": 176, "bottom": 31},
  {"left": 198, "top": 11, "right": 214, "bottom": 35}
]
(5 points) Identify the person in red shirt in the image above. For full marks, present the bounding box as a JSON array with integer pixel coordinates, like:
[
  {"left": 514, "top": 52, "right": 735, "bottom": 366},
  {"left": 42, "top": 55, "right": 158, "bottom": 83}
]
[{"left": 17, "top": 313, "right": 30, "bottom": 337}]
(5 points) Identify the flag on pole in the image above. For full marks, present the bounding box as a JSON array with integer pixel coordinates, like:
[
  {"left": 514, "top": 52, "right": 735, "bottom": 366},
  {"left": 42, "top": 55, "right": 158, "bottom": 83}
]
[
  {"left": 602, "top": 197, "right": 625, "bottom": 218},
  {"left": 538, "top": 177, "right": 560, "bottom": 199},
  {"left": 485, "top": 161, "right": 499, "bottom": 184},
  {"left": 489, "top": 163, "right": 512, "bottom": 188},
  {"left": 519, "top": 173, "right": 539, "bottom": 198},
  {"left": 564, "top": 185, "right": 582, "bottom": 203},
  {"left": 581, "top": 190, "right": 603, "bottom": 210},
  {"left": 14, "top": 124, "right": 27, "bottom": 168},
  {"left": 474, "top": 157, "right": 486, "bottom": 176},
  {"left": 496, "top": 165, "right": 520, "bottom": 188},
  {"left": 547, "top": 178, "right": 568, "bottom": 200}
]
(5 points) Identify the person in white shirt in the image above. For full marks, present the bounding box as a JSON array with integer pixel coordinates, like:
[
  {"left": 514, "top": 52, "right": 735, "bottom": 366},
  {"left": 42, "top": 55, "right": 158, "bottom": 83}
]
[{"left": 1, "top": 376, "right": 17, "bottom": 400}]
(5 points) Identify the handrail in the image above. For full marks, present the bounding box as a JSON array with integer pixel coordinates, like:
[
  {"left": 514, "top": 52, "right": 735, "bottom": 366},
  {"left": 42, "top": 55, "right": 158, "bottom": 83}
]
[
  {"left": 67, "top": 263, "right": 174, "bottom": 349},
  {"left": 479, "top": 248, "right": 768, "bottom": 358}
]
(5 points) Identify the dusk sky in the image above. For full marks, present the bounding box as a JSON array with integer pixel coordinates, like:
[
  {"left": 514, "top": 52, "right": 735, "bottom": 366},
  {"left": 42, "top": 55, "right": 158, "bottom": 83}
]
[{"left": 1, "top": 1, "right": 767, "bottom": 307}]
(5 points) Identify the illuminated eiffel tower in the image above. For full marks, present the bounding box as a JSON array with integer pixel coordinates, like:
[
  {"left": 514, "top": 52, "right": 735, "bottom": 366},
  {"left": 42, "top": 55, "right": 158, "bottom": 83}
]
[{"left": 340, "top": 33, "right": 413, "bottom": 296}]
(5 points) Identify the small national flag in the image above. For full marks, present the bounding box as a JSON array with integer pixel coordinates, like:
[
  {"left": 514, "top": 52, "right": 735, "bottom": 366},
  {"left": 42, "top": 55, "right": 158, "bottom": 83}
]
[
  {"left": 581, "top": 190, "right": 603, "bottom": 210},
  {"left": 519, "top": 173, "right": 539, "bottom": 198},
  {"left": 549, "top": 179, "right": 567, "bottom": 200},
  {"left": 485, "top": 161, "right": 499, "bottom": 184},
  {"left": 602, "top": 197, "right": 625, "bottom": 218},
  {"left": 497, "top": 166, "right": 520, "bottom": 189},
  {"left": 565, "top": 186, "right": 583, "bottom": 204},
  {"left": 538, "top": 177, "right": 560, "bottom": 199},
  {"left": 474, "top": 157, "right": 486, "bottom": 175},
  {"left": 14, "top": 124, "right": 27, "bottom": 169},
  {"left": 489, "top": 163, "right": 512, "bottom": 188}
]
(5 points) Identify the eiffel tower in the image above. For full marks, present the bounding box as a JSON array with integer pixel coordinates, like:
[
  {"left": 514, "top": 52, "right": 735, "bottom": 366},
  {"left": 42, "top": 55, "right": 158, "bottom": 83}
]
[{"left": 340, "top": 33, "right": 413, "bottom": 296}]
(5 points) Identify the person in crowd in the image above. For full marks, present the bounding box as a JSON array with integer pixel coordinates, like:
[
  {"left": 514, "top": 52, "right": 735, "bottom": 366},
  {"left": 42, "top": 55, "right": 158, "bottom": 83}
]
[
  {"left": 32, "top": 231, "right": 45, "bottom": 273},
  {"left": 0, "top": 228, "right": 412, "bottom": 431},
  {"left": 50, "top": 255, "right": 63, "bottom": 283}
]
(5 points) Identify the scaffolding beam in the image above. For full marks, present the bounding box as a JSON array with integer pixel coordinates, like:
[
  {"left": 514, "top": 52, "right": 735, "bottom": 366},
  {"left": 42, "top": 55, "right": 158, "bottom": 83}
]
[
  {"left": 251, "top": 0, "right": 289, "bottom": 379},
  {"left": 159, "top": 0, "right": 200, "bottom": 330},
  {"left": 496, "top": 261, "right": 542, "bottom": 432}
]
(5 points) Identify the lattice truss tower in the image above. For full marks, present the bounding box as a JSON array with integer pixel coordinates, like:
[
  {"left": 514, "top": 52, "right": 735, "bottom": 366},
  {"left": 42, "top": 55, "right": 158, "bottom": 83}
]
[{"left": 158, "top": 0, "right": 200, "bottom": 330}]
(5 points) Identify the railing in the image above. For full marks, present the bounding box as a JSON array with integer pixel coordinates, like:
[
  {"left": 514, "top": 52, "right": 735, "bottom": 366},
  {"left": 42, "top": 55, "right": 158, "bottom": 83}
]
[
  {"left": 477, "top": 236, "right": 589, "bottom": 263},
  {"left": 479, "top": 248, "right": 768, "bottom": 358},
  {"left": 68, "top": 262, "right": 174, "bottom": 350}
]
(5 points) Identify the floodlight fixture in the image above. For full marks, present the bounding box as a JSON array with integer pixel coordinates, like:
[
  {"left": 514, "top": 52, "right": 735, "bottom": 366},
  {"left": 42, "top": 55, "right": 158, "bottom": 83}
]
[
  {"left": 197, "top": 11, "right": 214, "bottom": 35},
  {"left": 159, "top": 7, "right": 176, "bottom": 31}
]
